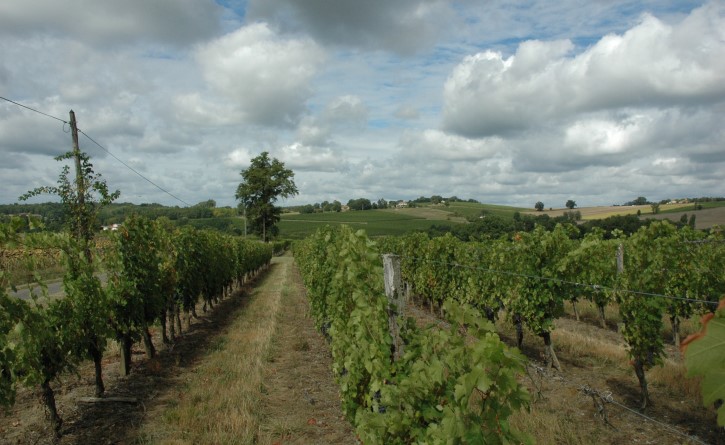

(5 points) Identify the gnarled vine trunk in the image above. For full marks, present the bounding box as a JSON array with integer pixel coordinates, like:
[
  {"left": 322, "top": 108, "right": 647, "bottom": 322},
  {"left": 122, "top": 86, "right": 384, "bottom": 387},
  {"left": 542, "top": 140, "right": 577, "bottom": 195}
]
[
  {"left": 119, "top": 334, "right": 133, "bottom": 376},
  {"left": 141, "top": 324, "right": 156, "bottom": 358},
  {"left": 597, "top": 304, "right": 607, "bottom": 329},
  {"left": 633, "top": 358, "right": 650, "bottom": 410},
  {"left": 514, "top": 314, "right": 524, "bottom": 349},
  {"left": 40, "top": 379, "right": 62, "bottom": 437},
  {"left": 160, "top": 306, "right": 170, "bottom": 345},
  {"left": 670, "top": 315, "right": 681, "bottom": 347},
  {"left": 88, "top": 341, "right": 105, "bottom": 397},
  {"left": 541, "top": 331, "right": 562, "bottom": 372}
]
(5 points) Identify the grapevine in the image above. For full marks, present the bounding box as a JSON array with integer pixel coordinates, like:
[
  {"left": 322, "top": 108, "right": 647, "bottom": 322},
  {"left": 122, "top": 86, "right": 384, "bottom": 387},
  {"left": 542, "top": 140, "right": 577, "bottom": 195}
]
[{"left": 295, "top": 225, "right": 531, "bottom": 444}]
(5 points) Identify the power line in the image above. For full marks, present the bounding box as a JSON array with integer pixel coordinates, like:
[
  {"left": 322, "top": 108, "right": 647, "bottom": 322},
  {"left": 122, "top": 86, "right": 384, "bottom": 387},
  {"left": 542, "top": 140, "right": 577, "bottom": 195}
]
[
  {"left": 393, "top": 255, "right": 720, "bottom": 307},
  {"left": 1, "top": 96, "right": 192, "bottom": 207},
  {"left": 684, "top": 239, "right": 725, "bottom": 244},
  {"left": 0, "top": 96, "right": 68, "bottom": 124},
  {"left": 78, "top": 130, "right": 192, "bottom": 207}
]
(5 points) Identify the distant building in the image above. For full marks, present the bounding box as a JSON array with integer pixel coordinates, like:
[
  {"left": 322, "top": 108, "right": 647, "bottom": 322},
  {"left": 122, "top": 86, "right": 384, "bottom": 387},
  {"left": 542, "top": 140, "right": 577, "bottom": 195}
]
[{"left": 102, "top": 223, "right": 121, "bottom": 231}]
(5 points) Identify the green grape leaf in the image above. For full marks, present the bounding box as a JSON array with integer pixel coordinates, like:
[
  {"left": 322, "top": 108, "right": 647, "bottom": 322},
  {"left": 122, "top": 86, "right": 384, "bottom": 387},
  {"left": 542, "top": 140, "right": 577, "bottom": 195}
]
[{"left": 682, "top": 298, "right": 725, "bottom": 426}]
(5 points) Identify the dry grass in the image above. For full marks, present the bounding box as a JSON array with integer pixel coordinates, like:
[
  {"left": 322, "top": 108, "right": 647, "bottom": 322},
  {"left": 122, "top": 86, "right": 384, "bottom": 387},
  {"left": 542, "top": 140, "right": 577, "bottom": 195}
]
[
  {"left": 553, "top": 325, "right": 628, "bottom": 367},
  {"left": 135, "top": 256, "right": 355, "bottom": 445},
  {"left": 567, "top": 299, "right": 622, "bottom": 327},
  {"left": 404, "top": 300, "right": 722, "bottom": 444},
  {"left": 137, "top": 262, "right": 286, "bottom": 445},
  {"left": 255, "top": 259, "right": 356, "bottom": 445}
]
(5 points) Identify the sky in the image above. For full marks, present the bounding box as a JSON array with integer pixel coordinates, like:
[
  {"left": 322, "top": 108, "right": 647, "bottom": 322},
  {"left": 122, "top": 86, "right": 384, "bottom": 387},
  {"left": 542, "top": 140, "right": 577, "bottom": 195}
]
[{"left": 1, "top": 0, "right": 724, "bottom": 209}]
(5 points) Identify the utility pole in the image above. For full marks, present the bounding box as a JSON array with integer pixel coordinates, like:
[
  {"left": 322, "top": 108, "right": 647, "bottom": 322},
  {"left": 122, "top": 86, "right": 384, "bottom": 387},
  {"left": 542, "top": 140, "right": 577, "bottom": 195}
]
[
  {"left": 69, "top": 110, "right": 92, "bottom": 262},
  {"left": 70, "top": 110, "right": 84, "bottom": 209}
]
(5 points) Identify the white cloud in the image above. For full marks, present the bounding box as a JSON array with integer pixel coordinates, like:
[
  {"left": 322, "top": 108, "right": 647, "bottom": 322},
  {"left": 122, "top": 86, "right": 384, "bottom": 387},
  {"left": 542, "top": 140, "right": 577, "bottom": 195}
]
[
  {"left": 277, "top": 143, "right": 343, "bottom": 172},
  {"left": 1, "top": 1, "right": 723, "bottom": 210},
  {"left": 194, "top": 23, "right": 326, "bottom": 127},
  {"left": 296, "top": 119, "right": 330, "bottom": 146},
  {"left": 443, "top": 3, "right": 725, "bottom": 137},
  {"left": 399, "top": 129, "right": 504, "bottom": 162},
  {"left": 563, "top": 115, "right": 648, "bottom": 156},
  {"left": 322, "top": 95, "right": 368, "bottom": 126},
  {"left": 224, "top": 148, "right": 254, "bottom": 168}
]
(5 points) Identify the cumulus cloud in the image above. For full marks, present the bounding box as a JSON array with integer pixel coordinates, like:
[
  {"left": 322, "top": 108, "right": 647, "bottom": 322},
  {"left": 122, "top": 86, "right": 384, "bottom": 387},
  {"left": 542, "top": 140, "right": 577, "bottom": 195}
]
[
  {"left": 247, "top": 0, "right": 452, "bottom": 54},
  {"left": 290, "top": 95, "right": 368, "bottom": 148},
  {"left": 399, "top": 129, "right": 504, "bottom": 163},
  {"left": 278, "top": 143, "right": 344, "bottom": 172},
  {"left": 296, "top": 117, "right": 330, "bottom": 146},
  {"left": 224, "top": 147, "right": 254, "bottom": 168},
  {"left": 443, "top": 3, "right": 725, "bottom": 137},
  {"left": 194, "top": 23, "right": 326, "bottom": 127},
  {"left": 0, "top": 0, "right": 222, "bottom": 47},
  {"left": 1, "top": 1, "right": 722, "bottom": 209},
  {"left": 322, "top": 95, "right": 368, "bottom": 126}
]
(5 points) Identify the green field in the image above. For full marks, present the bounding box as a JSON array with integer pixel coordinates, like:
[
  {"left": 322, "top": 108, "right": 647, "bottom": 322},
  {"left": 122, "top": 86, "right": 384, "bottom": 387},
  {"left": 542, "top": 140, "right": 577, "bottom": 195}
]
[
  {"left": 277, "top": 202, "right": 531, "bottom": 239},
  {"left": 438, "top": 202, "right": 528, "bottom": 219},
  {"left": 657, "top": 200, "right": 725, "bottom": 214},
  {"left": 279, "top": 208, "right": 464, "bottom": 239},
  {"left": 278, "top": 199, "right": 725, "bottom": 239}
]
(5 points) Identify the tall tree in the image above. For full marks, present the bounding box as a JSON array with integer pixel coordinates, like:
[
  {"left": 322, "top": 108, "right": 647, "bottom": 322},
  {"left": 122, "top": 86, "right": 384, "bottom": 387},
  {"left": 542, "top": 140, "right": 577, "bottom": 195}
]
[
  {"left": 565, "top": 199, "right": 577, "bottom": 209},
  {"left": 235, "top": 152, "right": 298, "bottom": 242}
]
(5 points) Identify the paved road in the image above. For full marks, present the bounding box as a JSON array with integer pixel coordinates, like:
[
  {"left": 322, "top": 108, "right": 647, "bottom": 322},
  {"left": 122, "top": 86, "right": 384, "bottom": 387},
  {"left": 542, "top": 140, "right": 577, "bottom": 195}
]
[
  {"left": 7, "top": 273, "right": 107, "bottom": 300},
  {"left": 8, "top": 279, "right": 65, "bottom": 300}
]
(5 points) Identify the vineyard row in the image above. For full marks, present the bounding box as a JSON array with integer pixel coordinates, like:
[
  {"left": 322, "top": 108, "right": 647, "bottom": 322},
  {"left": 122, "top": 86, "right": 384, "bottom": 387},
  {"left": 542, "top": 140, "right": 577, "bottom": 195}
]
[
  {"left": 0, "top": 214, "right": 274, "bottom": 438},
  {"left": 376, "top": 222, "right": 724, "bottom": 413},
  {"left": 295, "top": 221, "right": 725, "bottom": 443}
]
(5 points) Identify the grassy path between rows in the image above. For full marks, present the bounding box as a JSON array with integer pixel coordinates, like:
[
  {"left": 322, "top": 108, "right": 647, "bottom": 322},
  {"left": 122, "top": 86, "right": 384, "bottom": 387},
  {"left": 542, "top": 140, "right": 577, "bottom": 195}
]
[{"left": 137, "top": 254, "right": 354, "bottom": 445}]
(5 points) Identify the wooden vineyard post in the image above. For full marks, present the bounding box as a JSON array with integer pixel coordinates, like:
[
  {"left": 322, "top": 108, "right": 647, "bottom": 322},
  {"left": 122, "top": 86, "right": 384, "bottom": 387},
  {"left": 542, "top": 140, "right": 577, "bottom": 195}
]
[
  {"left": 383, "top": 254, "right": 405, "bottom": 361},
  {"left": 616, "top": 243, "right": 624, "bottom": 275}
]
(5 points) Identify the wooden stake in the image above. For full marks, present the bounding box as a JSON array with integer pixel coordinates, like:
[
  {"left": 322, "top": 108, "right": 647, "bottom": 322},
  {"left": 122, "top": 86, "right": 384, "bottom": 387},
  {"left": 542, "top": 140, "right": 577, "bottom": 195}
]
[{"left": 383, "top": 254, "right": 405, "bottom": 361}]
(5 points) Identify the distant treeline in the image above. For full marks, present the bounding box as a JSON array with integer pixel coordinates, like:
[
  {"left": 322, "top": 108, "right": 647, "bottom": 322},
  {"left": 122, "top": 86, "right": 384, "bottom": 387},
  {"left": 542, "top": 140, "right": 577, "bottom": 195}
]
[
  {"left": 0, "top": 200, "right": 241, "bottom": 233},
  {"left": 288, "top": 195, "right": 480, "bottom": 213},
  {"left": 622, "top": 196, "right": 725, "bottom": 206}
]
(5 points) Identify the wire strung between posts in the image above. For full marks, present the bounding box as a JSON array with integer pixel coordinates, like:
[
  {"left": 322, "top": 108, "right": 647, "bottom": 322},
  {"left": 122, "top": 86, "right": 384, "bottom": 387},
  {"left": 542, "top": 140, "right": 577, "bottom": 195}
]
[
  {"left": 579, "top": 385, "right": 711, "bottom": 445},
  {"left": 78, "top": 130, "right": 192, "bottom": 208},
  {"left": 684, "top": 239, "right": 725, "bottom": 244},
  {"left": 0, "top": 96, "right": 68, "bottom": 124},
  {"left": 1, "top": 96, "right": 192, "bottom": 208},
  {"left": 393, "top": 255, "right": 719, "bottom": 307}
]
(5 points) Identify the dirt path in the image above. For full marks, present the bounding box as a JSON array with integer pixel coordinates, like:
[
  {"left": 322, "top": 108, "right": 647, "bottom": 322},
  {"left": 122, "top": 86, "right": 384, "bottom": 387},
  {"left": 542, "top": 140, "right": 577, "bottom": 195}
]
[{"left": 256, "top": 255, "right": 356, "bottom": 445}]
